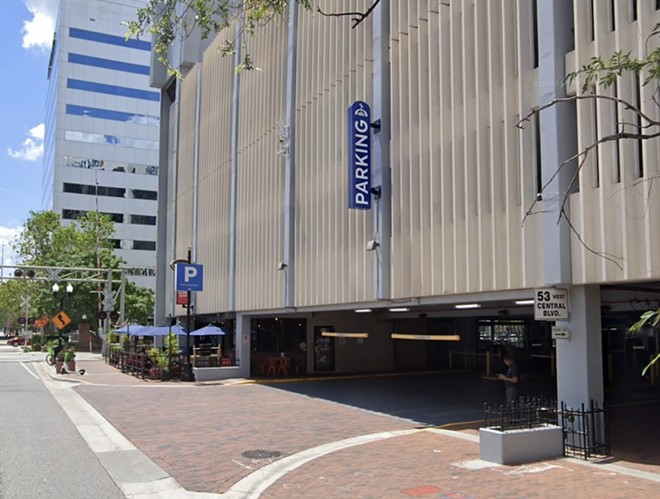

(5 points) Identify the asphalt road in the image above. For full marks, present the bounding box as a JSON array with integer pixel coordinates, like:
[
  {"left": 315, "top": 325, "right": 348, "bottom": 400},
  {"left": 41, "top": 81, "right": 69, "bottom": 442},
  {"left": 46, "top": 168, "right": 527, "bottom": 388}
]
[{"left": 0, "top": 349, "right": 124, "bottom": 499}]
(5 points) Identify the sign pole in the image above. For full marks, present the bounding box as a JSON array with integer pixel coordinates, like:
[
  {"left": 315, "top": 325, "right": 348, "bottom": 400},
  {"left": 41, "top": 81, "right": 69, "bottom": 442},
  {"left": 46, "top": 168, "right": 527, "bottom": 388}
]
[{"left": 184, "top": 247, "right": 193, "bottom": 381}]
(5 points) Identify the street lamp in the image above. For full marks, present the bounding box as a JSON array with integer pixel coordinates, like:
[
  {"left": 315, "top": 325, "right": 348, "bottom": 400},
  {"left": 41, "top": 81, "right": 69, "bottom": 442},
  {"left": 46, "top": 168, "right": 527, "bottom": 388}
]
[{"left": 170, "top": 250, "right": 195, "bottom": 382}]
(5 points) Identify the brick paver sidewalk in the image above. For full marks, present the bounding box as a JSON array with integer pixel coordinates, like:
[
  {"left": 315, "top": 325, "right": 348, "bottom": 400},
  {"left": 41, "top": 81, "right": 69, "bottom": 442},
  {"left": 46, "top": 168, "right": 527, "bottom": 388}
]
[
  {"left": 75, "top": 383, "right": 416, "bottom": 493},
  {"left": 263, "top": 429, "right": 659, "bottom": 498},
  {"left": 67, "top": 367, "right": 660, "bottom": 498}
]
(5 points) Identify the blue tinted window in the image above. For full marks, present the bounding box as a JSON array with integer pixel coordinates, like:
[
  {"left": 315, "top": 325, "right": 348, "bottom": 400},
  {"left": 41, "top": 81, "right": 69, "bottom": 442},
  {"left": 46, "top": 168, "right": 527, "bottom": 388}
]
[
  {"left": 68, "top": 53, "right": 150, "bottom": 75},
  {"left": 67, "top": 79, "right": 159, "bottom": 101},
  {"left": 64, "top": 130, "right": 159, "bottom": 151},
  {"left": 66, "top": 104, "right": 159, "bottom": 125},
  {"left": 69, "top": 27, "right": 150, "bottom": 51}
]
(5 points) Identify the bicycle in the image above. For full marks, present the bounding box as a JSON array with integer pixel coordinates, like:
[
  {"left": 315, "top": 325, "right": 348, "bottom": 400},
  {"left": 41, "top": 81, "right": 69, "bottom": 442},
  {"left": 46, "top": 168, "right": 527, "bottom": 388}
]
[{"left": 46, "top": 345, "right": 62, "bottom": 366}]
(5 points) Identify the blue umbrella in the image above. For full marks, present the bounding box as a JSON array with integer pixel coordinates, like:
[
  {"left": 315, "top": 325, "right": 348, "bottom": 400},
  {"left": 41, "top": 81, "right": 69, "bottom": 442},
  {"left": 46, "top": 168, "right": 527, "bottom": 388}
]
[
  {"left": 140, "top": 325, "right": 187, "bottom": 336},
  {"left": 115, "top": 323, "right": 146, "bottom": 334},
  {"left": 190, "top": 324, "right": 226, "bottom": 336}
]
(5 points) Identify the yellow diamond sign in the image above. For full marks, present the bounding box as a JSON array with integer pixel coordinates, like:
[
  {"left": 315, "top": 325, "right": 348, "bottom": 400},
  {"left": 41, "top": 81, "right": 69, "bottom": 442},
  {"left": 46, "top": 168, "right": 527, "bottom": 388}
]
[{"left": 52, "top": 311, "right": 72, "bottom": 330}]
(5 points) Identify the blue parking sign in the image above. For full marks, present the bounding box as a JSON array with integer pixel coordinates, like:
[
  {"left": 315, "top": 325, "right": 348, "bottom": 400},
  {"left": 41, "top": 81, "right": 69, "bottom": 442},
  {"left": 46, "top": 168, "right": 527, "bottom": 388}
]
[{"left": 176, "top": 264, "right": 204, "bottom": 291}]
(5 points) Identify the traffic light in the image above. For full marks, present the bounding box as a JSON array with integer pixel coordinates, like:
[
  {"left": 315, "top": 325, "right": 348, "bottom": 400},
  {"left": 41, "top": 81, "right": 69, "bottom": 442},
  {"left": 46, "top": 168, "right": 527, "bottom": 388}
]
[
  {"left": 14, "top": 269, "right": 23, "bottom": 277},
  {"left": 26, "top": 269, "right": 36, "bottom": 278},
  {"left": 17, "top": 317, "right": 26, "bottom": 324},
  {"left": 109, "top": 311, "right": 119, "bottom": 321},
  {"left": 98, "top": 311, "right": 107, "bottom": 320}
]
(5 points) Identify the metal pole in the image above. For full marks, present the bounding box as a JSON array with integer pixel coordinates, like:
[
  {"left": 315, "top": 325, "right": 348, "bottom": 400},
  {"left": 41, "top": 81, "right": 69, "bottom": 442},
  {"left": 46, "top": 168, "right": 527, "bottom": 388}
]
[
  {"left": 282, "top": 0, "right": 298, "bottom": 308},
  {"left": 119, "top": 269, "right": 126, "bottom": 325},
  {"left": 182, "top": 247, "right": 194, "bottom": 381}
]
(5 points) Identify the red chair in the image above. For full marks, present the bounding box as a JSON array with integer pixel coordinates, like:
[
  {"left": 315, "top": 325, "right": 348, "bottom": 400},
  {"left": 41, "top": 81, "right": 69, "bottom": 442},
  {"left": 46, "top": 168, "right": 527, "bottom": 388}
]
[{"left": 267, "top": 357, "right": 278, "bottom": 376}]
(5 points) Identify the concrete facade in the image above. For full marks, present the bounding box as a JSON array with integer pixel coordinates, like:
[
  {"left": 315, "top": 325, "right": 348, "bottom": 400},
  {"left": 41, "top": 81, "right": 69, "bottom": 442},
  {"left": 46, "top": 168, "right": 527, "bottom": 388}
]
[{"left": 154, "top": 0, "right": 660, "bottom": 399}]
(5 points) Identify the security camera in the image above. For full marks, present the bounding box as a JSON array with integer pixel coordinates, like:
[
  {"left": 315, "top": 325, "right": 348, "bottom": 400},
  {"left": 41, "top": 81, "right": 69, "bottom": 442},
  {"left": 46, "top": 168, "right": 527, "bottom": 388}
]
[
  {"left": 277, "top": 262, "right": 287, "bottom": 271},
  {"left": 366, "top": 240, "right": 379, "bottom": 251}
]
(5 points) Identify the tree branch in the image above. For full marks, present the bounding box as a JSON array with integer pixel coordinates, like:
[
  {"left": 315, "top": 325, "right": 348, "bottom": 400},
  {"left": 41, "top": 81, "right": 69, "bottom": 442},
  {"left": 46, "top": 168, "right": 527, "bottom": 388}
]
[
  {"left": 517, "top": 94, "right": 659, "bottom": 131},
  {"left": 317, "top": 0, "right": 382, "bottom": 29}
]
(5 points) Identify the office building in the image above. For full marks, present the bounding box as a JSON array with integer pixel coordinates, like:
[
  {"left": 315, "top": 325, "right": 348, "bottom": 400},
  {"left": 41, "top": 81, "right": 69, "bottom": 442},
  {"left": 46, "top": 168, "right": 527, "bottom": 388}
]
[{"left": 44, "top": 0, "right": 158, "bottom": 288}]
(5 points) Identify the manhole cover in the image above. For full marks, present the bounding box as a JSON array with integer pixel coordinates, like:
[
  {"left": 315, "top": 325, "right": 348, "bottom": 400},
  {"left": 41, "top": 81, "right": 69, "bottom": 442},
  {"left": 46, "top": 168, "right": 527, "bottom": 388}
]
[{"left": 242, "top": 450, "right": 282, "bottom": 460}]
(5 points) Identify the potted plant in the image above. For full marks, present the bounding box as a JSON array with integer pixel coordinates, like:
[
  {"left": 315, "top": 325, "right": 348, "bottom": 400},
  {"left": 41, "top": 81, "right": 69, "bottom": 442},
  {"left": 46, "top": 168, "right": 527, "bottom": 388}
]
[{"left": 56, "top": 348, "right": 76, "bottom": 374}]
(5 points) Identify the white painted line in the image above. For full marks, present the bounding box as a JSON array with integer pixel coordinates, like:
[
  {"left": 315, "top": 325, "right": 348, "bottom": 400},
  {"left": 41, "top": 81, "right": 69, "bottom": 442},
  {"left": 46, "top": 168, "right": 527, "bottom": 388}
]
[
  {"left": 20, "top": 361, "right": 39, "bottom": 379},
  {"left": 224, "top": 429, "right": 419, "bottom": 499},
  {"left": 231, "top": 459, "right": 252, "bottom": 470}
]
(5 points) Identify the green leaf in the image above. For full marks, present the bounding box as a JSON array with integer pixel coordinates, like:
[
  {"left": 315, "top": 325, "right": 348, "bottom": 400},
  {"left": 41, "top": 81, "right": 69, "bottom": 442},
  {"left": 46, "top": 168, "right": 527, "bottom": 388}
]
[{"left": 642, "top": 353, "right": 660, "bottom": 376}]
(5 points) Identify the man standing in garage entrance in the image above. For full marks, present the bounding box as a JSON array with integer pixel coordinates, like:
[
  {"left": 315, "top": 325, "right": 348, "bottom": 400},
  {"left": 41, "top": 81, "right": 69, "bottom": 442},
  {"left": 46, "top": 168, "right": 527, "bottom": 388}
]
[{"left": 498, "top": 354, "right": 520, "bottom": 405}]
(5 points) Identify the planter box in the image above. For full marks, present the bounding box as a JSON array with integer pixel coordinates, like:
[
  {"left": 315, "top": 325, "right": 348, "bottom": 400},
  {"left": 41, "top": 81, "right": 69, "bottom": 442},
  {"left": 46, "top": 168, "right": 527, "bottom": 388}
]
[
  {"left": 480, "top": 425, "right": 563, "bottom": 465},
  {"left": 55, "top": 360, "right": 77, "bottom": 374}
]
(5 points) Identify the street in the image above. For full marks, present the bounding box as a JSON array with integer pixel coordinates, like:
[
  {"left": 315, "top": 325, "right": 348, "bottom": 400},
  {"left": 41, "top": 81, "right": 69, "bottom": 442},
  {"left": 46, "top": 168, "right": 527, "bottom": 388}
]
[{"left": 0, "top": 345, "right": 124, "bottom": 499}]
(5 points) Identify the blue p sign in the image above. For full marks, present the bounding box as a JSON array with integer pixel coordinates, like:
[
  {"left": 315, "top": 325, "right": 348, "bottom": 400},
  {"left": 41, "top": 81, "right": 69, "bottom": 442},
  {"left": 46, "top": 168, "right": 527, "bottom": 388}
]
[{"left": 176, "top": 264, "right": 204, "bottom": 291}]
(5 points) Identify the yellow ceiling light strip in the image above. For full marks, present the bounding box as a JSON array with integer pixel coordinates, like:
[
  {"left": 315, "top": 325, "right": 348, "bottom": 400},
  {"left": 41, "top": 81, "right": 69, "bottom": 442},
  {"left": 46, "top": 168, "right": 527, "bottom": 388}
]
[
  {"left": 321, "top": 332, "right": 369, "bottom": 339},
  {"left": 391, "top": 333, "right": 461, "bottom": 341}
]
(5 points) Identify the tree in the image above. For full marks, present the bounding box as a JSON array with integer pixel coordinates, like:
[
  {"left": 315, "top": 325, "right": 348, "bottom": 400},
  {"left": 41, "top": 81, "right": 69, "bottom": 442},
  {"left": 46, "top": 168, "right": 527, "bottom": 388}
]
[
  {"left": 2, "top": 211, "right": 154, "bottom": 334},
  {"left": 127, "top": 0, "right": 384, "bottom": 76}
]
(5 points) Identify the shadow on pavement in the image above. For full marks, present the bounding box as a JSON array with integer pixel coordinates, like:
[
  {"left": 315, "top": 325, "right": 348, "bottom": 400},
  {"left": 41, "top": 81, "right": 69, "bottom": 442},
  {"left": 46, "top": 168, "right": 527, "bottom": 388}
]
[{"left": 266, "top": 371, "right": 557, "bottom": 426}]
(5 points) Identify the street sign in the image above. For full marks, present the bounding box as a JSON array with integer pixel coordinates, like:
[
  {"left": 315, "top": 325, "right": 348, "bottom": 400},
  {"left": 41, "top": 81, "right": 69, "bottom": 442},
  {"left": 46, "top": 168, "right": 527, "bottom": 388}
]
[
  {"left": 176, "top": 263, "right": 204, "bottom": 292},
  {"left": 552, "top": 326, "right": 571, "bottom": 340},
  {"left": 176, "top": 290, "right": 188, "bottom": 305},
  {"left": 35, "top": 318, "right": 49, "bottom": 328},
  {"left": 347, "top": 101, "right": 372, "bottom": 210},
  {"left": 52, "top": 311, "right": 72, "bottom": 330},
  {"left": 534, "top": 287, "right": 569, "bottom": 321}
]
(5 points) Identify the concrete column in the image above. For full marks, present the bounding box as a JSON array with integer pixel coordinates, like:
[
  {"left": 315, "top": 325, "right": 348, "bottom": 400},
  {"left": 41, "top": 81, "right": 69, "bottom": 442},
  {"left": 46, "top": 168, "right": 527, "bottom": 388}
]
[
  {"left": 372, "top": 0, "right": 391, "bottom": 300},
  {"left": 537, "top": 0, "right": 577, "bottom": 285},
  {"left": 555, "top": 285, "right": 604, "bottom": 407},
  {"left": 235, "top": 313, "right": 251, "bottom": 377}
]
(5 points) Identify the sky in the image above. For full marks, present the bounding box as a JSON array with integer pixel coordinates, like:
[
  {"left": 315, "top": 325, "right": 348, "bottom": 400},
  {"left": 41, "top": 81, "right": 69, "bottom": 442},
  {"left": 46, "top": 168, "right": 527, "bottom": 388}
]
[{"left": 0, "top": 0, "right": 58, "bottom": 266}]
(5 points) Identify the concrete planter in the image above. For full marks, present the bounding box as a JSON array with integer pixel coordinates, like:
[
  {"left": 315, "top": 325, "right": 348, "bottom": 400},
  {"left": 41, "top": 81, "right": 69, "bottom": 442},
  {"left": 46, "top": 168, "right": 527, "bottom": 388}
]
[
  {"left": 55, "top": 360, "right": 76, "bottom": 374},
  {"left": 479, "top": 425, "right": 563, "bottom": 465}
]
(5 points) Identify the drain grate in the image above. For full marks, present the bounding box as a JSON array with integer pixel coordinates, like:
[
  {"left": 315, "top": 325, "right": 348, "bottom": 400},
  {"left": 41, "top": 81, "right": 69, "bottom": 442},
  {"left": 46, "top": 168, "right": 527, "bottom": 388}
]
[{"left": 241, "top": 450, "right": 282, "bottom": 460}]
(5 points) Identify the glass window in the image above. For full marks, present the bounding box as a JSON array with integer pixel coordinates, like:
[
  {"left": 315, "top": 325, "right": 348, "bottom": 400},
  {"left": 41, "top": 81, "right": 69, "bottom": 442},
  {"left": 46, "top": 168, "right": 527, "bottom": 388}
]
[
  {"left": 132, "top": 189, "right": 157, "bottom": 200},
  {"left": 65, "top": 130, "right": 159, "bottom": 151},
  {"left": 63, "top": 183, "right": 126, "bottom": 198},
  {"left": 133, "top": 240, "right": 156, "bottom": 251},
  {"left": 67, "top": 79, "right": 159, "bottom": 102},
  {"left": 68, "top": 53, "right": 150, "bottom": 75},
  {"left": 479, "top": 320, "right": 527, "bottom": 349},
  {"left": 69, "top": 27, "right": 150, "bottom": 51},
  {"left": 66, "top": 104, "right": 159, "bottom": 125},
  {"left": 130, "top": 214, "right": 157, "bottom": 225}
]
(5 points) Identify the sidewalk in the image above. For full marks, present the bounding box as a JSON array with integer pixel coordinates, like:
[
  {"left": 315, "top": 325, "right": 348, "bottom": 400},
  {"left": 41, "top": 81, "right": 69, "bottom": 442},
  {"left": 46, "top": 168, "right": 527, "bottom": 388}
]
[{"left": 43, "top": 358, "right": 660, "bottom": 498}]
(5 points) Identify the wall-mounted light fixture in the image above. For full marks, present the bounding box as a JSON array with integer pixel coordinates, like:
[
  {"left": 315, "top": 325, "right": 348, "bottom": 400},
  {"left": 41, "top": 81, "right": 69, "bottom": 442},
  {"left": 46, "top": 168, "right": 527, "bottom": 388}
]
[
  {"left": 355, "top": 308, "right": 372, "bottom": 313},
  {"left": 277, "top": 262, "right": 287, "bottom": 271},
  {"left": 391, "top": 333, "right": 461, "bottom": 341},
  {"left": 366, "top": 240, "right": 379, "bottom": 251},
  {"left": 454, "top": 303, "right": 481, "bottom": 309},
  {"left": 515, "top": 299, "right": 535, "bottom": 305},
  {"left": 389, "top": 307, "right": 410, "bottom": 312},
  {"left": 322, "top": 332, "right": 369, "bottom": 338}
]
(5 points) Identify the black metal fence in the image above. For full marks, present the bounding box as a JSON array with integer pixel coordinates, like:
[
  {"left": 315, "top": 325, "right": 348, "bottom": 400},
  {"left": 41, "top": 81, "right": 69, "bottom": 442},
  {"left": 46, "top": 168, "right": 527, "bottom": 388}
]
[
  {"left": 105, "top": 349, "right": 183, "bottom": 381},
  {"left": 483, "top": 397, "right": 610, "bottom": 460},
  {"left": 560, "top": 400, "right": 610, "bottom": 460},
  {"left": 483, "top": 396, "right": 558, "bottom": 431}
]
